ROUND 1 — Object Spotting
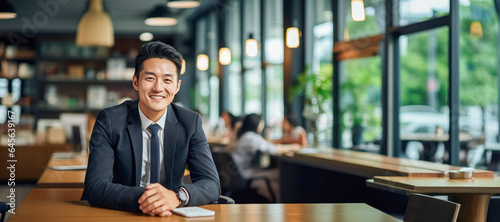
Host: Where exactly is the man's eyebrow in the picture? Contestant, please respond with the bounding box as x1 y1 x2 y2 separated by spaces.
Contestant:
143 72 175 77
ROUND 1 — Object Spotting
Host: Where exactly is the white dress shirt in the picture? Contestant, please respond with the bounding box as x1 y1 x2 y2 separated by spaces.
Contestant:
138 104 167 187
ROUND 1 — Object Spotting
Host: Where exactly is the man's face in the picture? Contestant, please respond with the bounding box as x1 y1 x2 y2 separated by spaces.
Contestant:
133 58 181 121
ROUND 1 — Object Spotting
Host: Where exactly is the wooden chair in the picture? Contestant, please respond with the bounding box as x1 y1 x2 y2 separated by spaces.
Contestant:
404 193 460 222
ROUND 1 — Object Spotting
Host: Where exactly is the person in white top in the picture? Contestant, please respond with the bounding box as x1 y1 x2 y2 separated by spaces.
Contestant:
228 114 300 202
273 114 308 148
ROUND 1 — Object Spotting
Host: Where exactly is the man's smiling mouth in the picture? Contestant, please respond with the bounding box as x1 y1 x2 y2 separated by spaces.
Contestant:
150 95 165 100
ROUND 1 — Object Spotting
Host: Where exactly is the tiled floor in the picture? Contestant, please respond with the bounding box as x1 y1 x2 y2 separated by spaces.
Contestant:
0 183 36 221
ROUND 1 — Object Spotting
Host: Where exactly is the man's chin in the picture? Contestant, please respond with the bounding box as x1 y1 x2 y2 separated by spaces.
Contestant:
150 105 169 112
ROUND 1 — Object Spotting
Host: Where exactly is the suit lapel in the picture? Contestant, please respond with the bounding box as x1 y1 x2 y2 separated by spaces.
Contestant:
163 105 179 188
126 101 143 186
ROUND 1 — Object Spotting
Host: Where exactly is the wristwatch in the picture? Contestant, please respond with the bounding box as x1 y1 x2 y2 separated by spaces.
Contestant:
176 187 188 207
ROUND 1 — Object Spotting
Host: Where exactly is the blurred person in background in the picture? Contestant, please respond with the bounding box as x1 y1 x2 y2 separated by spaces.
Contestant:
226 114 300 202
273 114 308 148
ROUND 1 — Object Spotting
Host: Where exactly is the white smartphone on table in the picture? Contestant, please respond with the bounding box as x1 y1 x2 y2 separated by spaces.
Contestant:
172 207 215 217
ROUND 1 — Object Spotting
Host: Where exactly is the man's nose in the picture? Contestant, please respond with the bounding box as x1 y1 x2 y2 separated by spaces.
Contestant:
152 79 163 91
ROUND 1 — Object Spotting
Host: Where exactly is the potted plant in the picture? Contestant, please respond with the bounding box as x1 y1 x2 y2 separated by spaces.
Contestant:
340 69 379 146
290 65 332 147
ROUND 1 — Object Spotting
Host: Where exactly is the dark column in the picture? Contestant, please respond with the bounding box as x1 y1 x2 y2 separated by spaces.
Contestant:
332 0 344 148
381 0 401 157
283 0 306 123
448 0 460 166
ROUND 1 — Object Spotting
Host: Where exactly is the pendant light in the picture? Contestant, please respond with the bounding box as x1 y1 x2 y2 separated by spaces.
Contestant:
245 34 258 57
470 21 483 38
167 0 200 8
76 0 114 47
286 27 300 48
197 54 209 71
351 0 365 22
219 47 231 65
139 32 154 42
145 4 177 26
0 0 16 19
181 59 186 74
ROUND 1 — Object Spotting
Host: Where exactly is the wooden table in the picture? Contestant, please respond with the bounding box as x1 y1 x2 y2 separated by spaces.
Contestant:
368 176 500 222
37 169 87 188
24 188 84 201
279 149 493 214
0 144 71 181
323 149 493 177
37 152 190 188
9 201 401 222
400 133 474 162
37 152 88 188
46 152 88 167
400 133 473 142
299 149 493 177
207 135 230 148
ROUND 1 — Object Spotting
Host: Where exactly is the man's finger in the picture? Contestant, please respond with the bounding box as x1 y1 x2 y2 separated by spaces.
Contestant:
141 198 162 214
146 183 161 190
158 210 173 217
138 187 159 204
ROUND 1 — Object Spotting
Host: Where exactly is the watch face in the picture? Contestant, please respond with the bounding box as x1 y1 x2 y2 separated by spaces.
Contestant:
178 190 187 201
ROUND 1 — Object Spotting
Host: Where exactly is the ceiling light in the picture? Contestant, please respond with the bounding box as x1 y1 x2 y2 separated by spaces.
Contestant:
145 4 177 26
139 32 154 41
351 0 365 22
76 0 114 47
245 34 258 57
0 0 16 19
470 21 483 38
167 0 200 9
197 54 209 71
286 27 300 48
181 59 186 74
219 47 231 65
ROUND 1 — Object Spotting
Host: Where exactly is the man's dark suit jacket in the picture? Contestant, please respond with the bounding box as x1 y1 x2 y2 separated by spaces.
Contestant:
82 100 220 212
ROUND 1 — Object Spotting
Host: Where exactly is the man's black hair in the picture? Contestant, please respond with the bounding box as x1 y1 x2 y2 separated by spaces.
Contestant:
134 41 183 79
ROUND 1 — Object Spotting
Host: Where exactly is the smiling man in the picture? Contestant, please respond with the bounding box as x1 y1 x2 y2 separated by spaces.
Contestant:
82 41 220 216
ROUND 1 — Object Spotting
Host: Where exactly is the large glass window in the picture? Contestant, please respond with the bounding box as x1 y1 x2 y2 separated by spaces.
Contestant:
399 0 449 26
226 0 242 116
305 0 333 146
243 0 262 114
345 0 385 41
399 27 449 160
338 0 385 149
459 0 498 152
208 12 220 128
264 0 284 136
195 18 209 117
342 57 382 148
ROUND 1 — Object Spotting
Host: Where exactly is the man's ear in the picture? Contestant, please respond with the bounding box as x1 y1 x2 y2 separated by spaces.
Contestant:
175 80 182 94
133 75 139 91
